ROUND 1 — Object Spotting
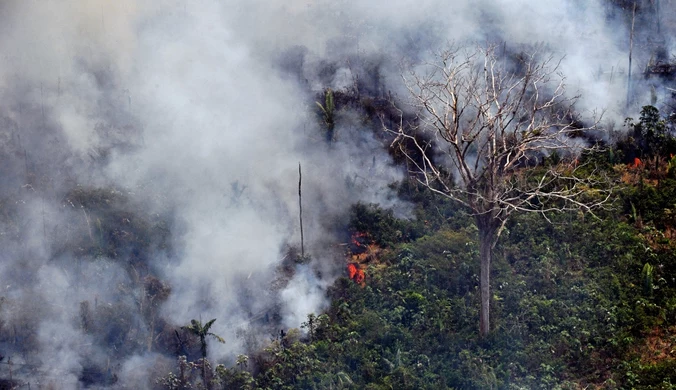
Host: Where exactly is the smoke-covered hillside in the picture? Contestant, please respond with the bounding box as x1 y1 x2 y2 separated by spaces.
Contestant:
1 0 675 388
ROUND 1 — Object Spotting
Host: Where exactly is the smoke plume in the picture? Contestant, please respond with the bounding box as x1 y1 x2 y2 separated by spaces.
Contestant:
0 0 673 387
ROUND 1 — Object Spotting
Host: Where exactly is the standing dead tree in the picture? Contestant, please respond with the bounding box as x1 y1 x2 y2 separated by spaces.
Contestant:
386 45 611 337
299 163 305 258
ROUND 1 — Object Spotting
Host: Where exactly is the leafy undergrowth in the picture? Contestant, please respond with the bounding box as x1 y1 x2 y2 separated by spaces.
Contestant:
226 176 676 389
163 150 676 389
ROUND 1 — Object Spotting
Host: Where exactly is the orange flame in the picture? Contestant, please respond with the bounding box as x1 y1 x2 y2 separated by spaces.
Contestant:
346 263 365 284
355 269 365 284
351 232 368 248
634 157 642 168
347 263 357 279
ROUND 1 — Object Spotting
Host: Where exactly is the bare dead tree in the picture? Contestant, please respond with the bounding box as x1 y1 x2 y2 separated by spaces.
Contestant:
299 162 305 258
627 1 637 111
385 45 612 337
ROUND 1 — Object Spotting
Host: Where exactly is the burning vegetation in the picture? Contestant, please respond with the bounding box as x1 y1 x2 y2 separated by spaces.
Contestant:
346 263 365 284
345 231 379 285
348 231 381 263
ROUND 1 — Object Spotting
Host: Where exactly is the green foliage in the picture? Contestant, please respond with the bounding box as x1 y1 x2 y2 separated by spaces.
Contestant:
643 263 655 295
213 356 255 390
183 318 225 359
348 202 422 247
157 356 201 390
156 165 676 390
316 88 336 141
633 106 669 156
248 177 676 389
622 105 676 160
624 178 676 230
256 330 325 390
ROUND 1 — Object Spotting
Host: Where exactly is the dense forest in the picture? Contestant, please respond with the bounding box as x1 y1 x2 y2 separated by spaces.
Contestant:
2 0 676 389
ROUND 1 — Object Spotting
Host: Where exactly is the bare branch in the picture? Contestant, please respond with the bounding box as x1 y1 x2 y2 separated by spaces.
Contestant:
384 44 612 338
385 44 611 226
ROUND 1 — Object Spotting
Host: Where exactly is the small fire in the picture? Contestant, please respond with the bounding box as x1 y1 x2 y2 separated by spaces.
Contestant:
348 231 381 264
346 263 365 285
347 263 357 279
634 157 643 168
346 231 377 286
355 269 365 284
351 231 368 248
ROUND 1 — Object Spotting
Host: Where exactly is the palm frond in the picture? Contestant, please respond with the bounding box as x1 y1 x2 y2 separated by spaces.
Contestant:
315 101 327 114
208 333 226 344
203 318 217 333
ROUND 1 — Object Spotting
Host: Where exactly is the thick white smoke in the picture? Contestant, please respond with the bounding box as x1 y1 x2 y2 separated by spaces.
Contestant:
0 0 672 387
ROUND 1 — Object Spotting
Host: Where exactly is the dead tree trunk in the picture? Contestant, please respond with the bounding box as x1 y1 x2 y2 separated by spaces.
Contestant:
479 232 492 337
627 2 636 110
298 163 304 258
476 214 498 337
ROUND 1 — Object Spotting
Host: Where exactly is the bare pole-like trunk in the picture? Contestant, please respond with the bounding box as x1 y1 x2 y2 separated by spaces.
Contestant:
627 2 636 111
655 0 661 35
298 163 304 258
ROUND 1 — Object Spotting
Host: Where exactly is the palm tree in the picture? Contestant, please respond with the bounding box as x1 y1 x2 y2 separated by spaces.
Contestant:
183 318 225 359
183 318 225 388
316 88 336 141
